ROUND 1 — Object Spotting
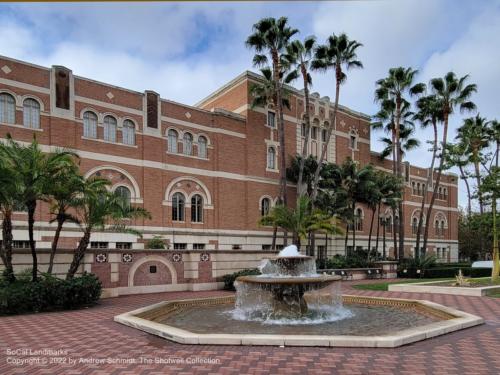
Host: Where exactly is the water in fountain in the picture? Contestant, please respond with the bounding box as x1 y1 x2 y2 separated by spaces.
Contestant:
231 245 353 325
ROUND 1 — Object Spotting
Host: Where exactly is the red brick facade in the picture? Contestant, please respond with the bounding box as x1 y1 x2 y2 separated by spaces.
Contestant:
0 56 459 265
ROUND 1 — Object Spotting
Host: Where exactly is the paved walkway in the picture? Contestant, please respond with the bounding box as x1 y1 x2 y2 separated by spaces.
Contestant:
0 280 499 374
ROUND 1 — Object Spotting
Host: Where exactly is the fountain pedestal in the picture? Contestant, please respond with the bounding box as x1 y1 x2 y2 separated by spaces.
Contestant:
235 254 341 319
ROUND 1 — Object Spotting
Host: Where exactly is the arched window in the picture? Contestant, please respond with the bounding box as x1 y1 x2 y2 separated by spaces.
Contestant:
435 220 440 236
168 129 178 153
301 123 307 137
386 215 393 234
412 217 418 234
183 132 193 155
321 129 327 143
0 93 15 124
198 136 207 158
23 98 40 129
122 119 135 145
311 126 318 140
191 194 203 223
115 186 131 207
83 111 98 138
261 198 271 216
355 208 363 231
417 183 421 196
104 115 117 143
267 147 276 170
172 192 185 221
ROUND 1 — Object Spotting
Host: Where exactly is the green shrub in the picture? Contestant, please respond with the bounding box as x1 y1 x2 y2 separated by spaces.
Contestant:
320 253 374 270
146 236 166 249
222 268 261 291
0 272 102 315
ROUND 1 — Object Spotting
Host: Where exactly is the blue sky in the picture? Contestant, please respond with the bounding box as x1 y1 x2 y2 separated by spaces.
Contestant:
1 0 499 209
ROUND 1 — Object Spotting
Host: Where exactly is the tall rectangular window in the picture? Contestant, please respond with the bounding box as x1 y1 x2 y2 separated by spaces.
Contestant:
267 111 275 128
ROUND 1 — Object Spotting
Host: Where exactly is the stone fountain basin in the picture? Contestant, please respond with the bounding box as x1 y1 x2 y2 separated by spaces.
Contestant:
114 295 484 347
237 275 341 284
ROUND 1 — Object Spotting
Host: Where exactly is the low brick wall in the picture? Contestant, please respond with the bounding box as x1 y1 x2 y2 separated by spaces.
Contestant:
2 248 277 298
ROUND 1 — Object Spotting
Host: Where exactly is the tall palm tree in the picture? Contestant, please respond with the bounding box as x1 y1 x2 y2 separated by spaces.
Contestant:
0 136 76 281
250 66 292 250
259 196 341 251
374 67 425 259
413 95 443 253
66 178 151 279
246 17 298 207
444 142 473 215
46 166 84 274
373 172 402 258
456 115 491 214
0 162 19 282
422 72 476 253
284 36 316 197
310 33 363 202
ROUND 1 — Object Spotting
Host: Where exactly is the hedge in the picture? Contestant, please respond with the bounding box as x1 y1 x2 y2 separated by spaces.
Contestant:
222 268 261 291
0 272 102 315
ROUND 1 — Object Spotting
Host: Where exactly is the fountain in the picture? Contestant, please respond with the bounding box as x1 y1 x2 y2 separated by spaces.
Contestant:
115 244 484 347
233 245 343 321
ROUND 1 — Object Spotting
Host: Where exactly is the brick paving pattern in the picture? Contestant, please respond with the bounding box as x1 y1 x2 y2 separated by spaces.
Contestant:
0 280 499 374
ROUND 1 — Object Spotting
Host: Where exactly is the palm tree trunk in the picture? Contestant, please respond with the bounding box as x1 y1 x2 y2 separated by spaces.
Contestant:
382 217 387 260
392 209 398 259
67 229 91 279
474 158 484 214
312 69 341 202
375 203 381 256
27 200 38 282
367 207 376 260
48 215 65 274
1 210 15 282
297 68 311 197
458 165 472 216
352 207 356 252
395 98 405 260
423 112 449 253
416 122 438 256
492 196 499 282
344 224 349 256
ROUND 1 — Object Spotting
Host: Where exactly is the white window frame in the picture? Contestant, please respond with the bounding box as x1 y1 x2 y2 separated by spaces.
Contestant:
83 111 98 139
104 115 117 143
122 119 135 145
23 98 40 129
0 93 15 124
168 129 178 153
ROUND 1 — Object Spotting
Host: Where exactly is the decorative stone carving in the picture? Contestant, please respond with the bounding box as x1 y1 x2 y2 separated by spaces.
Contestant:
96 253 108 263
172 253 182 263
1 65 11 74
200 252 210 262
122 253 133 263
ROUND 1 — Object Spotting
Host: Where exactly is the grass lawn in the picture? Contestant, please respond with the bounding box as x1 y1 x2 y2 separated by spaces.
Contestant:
352 277 500 293
352 278 454 291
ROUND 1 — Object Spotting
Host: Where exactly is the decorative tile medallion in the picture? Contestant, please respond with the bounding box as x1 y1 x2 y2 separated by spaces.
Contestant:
122 253 133 263
200 252 210 262
96 253 108 263
106 92 114 99
172 253 182 262
1 65 12 74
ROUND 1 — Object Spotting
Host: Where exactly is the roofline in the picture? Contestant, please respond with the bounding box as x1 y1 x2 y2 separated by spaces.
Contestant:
195 70 372 121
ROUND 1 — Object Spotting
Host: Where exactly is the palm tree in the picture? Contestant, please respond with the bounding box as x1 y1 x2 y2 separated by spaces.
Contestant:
0 136 76 281
284 36 316 197
259 196 341 251
422 72 476 253
413 95 443 253
246 17 298 207
378 123 421 160
373 172 402 258
310 33 363 202
374 67 425 259
250 66 292 250
46 166 84 274
445 142 473 215
66 178 151 279
456 115 491 214
0 162 19 282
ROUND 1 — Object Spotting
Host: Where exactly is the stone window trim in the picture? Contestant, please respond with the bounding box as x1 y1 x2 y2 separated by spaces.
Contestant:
163 176 213 208
84 165 142 202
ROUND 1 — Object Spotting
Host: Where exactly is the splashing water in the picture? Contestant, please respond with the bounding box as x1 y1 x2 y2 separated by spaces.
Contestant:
278 244 305 257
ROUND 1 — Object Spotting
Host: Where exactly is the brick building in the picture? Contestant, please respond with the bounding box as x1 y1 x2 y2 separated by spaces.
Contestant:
0 55 459 293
